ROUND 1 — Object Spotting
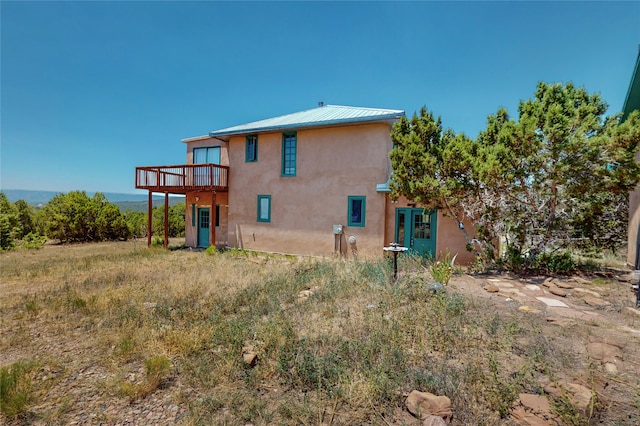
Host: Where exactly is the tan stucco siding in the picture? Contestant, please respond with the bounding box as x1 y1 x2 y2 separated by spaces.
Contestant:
629 144 640 267
184 192 229 248
186 137 229 166
383 196 476 265
226 124 393 257
629 187 639 267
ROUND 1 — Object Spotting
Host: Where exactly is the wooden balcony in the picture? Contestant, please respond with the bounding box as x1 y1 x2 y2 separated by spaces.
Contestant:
135 164 229 194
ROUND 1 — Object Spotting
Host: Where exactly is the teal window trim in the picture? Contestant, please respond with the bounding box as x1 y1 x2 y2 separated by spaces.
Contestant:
246 135 258 162
191 204 196 226
257 195 271 223
348 196 366 227
281 132 297 176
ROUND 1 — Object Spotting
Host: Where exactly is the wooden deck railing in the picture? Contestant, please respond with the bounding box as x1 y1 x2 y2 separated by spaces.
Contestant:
135 164 229 193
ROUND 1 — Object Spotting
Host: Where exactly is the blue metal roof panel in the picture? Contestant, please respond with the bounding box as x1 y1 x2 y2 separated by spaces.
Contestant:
209 105 405 137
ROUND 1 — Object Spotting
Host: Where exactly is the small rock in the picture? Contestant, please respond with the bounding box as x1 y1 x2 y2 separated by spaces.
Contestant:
484 285 499 294
422 415 447 426
405 390 452 422
519 305 542 314
603 362 618 374
548 288 567 297
429 282 445 293
242 344 258 367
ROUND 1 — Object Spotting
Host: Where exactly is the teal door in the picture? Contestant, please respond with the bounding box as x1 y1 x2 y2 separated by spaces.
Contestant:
395 208 437 257
198 208 210 248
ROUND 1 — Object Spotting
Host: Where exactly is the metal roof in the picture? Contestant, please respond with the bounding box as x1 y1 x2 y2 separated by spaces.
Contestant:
622 46 640 121
208 104 405 138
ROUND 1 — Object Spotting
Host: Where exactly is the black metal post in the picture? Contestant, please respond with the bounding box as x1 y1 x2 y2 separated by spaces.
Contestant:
393 250 398 280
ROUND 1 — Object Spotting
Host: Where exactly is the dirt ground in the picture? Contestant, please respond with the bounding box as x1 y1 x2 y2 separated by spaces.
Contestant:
1 243 639 425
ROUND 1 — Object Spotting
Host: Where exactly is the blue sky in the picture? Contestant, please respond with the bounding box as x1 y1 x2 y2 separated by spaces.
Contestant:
1 1 639 194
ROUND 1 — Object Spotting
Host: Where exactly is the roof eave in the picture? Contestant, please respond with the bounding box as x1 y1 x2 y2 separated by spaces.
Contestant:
208 113 405 138
622 47 640 120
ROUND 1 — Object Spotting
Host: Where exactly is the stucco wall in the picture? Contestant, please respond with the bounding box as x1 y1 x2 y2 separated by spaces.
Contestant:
629 187 639 268
184 192 229 248
226 123 393 257
383 196 477 265
629 146 640 268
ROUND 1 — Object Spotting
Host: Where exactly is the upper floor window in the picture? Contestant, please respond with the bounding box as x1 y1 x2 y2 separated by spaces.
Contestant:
194 146 220 164
282 132 297 176
246 135 258 162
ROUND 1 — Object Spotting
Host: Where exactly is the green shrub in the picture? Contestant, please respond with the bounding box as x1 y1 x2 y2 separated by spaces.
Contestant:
20 232 47 249
0 361 35 417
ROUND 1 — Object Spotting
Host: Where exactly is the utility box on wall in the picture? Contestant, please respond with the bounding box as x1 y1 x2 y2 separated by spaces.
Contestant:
333 224 343 235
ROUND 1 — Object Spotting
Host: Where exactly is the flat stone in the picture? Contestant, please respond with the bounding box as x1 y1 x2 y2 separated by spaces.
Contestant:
587 342 622 364
524 284 542 291
544 382 593 417
547 306 601 321
570 276 591 285
510 406 551 426
484 284 499 293
573 287 601 298
519 393 551 413
582 296 611 308
622 307 640 318
548 288 567 297
554 281 574 289
536 297 568 307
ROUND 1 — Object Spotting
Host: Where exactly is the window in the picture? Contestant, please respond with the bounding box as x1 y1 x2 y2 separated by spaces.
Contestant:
246 135 258 162
348 196 366 227
193 146 220 164
215 204 220 227
282 132 297 176
257 195 271 223
191 204 196 226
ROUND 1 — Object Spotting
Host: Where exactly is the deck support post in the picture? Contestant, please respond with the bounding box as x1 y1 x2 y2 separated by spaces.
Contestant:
210 192 216 249
147 191 153 247
164 192 169 249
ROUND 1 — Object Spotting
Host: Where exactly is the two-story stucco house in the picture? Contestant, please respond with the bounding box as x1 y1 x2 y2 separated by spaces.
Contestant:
623 47 640 269
135 104 474 263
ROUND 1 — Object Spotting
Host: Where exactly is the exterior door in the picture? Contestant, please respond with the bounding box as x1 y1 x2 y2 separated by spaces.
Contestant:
395 208 437 257
197 208 210 248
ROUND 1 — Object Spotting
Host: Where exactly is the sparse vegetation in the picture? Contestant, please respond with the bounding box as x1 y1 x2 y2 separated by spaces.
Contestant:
0 241 638 424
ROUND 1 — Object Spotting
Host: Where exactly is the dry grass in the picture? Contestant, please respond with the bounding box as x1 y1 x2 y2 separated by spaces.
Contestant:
1 241 639 425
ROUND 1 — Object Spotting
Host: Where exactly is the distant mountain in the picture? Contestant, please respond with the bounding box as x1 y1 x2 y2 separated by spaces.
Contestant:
1 189 184 207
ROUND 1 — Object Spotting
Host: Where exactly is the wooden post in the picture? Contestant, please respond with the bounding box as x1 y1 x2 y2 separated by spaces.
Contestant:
147 191 152 247
164 192 169 249
210 192 216 249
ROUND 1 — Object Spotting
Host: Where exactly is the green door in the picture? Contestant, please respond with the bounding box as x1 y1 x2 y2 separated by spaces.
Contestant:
395 208 437 257
198 208 210 248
